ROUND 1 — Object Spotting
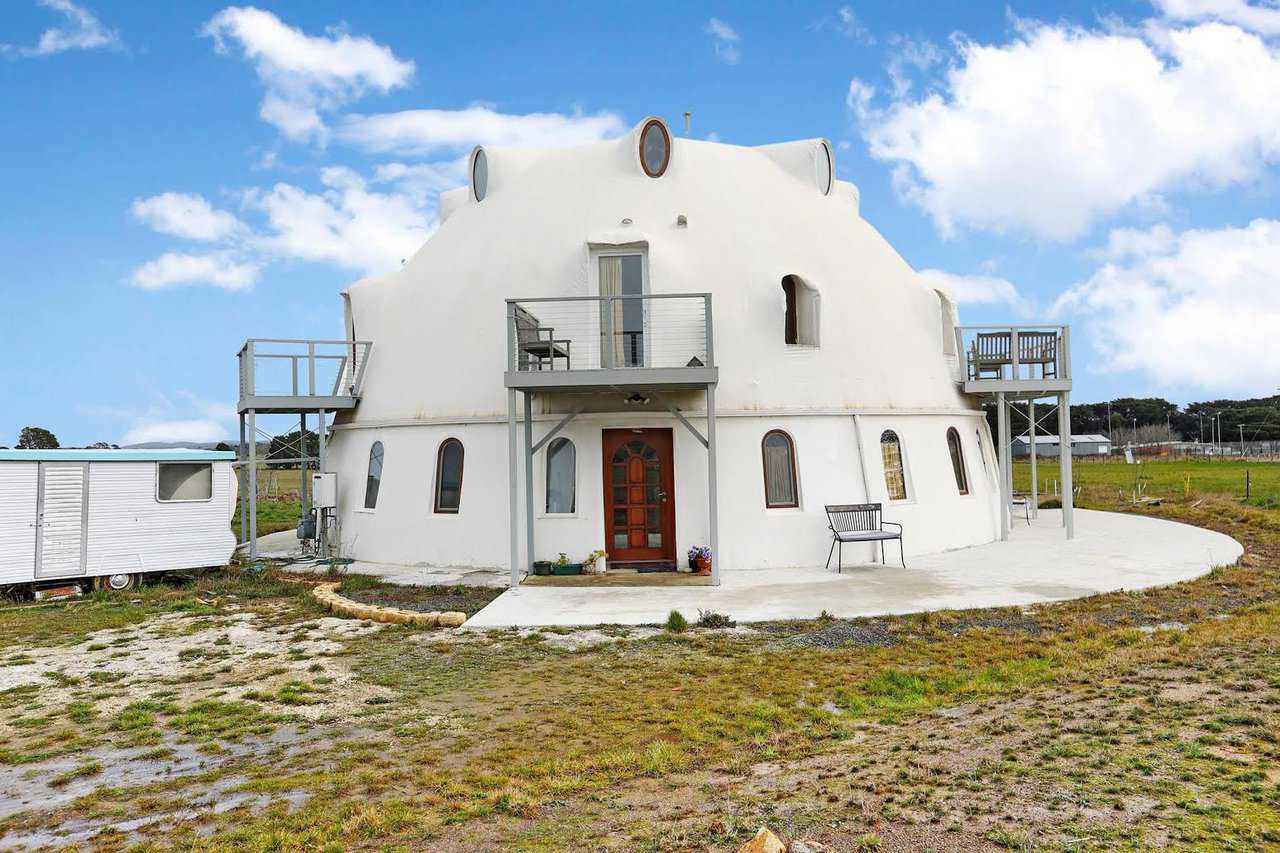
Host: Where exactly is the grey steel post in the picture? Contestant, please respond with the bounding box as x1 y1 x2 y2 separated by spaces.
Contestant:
317 409 327 557
299 412 309 527
703 294 714 367
248 409 258 560
238 413 246 547
997 393 1009 542
707 384 720 586
307 341 316 395
1058 392 1075 539
523 392 535 574
507 388 520 587
1028 399 1038 519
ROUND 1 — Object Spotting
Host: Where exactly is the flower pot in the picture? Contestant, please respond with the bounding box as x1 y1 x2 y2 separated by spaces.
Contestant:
593 555 608 574
695 557 712 576
551 562 583 575
532 561 553 576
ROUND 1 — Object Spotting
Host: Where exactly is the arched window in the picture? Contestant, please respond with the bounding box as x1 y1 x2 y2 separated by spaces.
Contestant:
976 429 988 472
781 275 819 346
639 119 671 177
761 430 799 508
471 147 488 202
364 441 384 510
936 290 957 356
947 427 969 495
880 430 907 501
433 439 464 513
545 437 576 514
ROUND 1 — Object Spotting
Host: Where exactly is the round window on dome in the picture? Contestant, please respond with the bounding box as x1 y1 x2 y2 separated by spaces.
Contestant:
817 141 833 196
639 120 671 178
471 147 488 201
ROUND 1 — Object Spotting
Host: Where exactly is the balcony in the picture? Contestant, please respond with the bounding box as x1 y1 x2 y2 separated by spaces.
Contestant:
504 294 717 392
237 338 372 414
956 325 1071 396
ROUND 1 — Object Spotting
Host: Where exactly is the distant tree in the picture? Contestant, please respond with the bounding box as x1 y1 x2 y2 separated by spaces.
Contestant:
214 441 234 452
267 429 318 469
87 441 112 449
17 426 59 449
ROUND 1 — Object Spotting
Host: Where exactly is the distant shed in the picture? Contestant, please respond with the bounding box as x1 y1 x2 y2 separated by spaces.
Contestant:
0 449 236 590
1011 434 1111 459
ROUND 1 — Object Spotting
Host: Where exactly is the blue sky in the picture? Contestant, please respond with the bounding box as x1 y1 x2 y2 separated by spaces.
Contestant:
4 0 1280 446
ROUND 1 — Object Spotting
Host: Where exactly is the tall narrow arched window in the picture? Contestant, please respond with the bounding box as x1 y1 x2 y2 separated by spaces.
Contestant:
947 427 969 495
433 439 464 514
364 441 384 509
761 430 799 508
545 437 576 514
781 275 819 346
880 430 907 501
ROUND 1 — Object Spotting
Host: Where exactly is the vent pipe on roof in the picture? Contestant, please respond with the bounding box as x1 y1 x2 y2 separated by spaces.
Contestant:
683 111 691 135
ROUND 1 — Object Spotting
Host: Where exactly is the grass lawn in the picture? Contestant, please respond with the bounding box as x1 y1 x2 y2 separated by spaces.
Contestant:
1 493 1279 849
1016 458 1280 506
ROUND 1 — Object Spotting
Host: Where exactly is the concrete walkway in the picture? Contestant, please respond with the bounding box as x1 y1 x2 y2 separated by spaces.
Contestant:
465 510 1243 628
248 531 507 588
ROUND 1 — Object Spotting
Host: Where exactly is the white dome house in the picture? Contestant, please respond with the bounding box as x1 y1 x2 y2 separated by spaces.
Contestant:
238 117 1076 585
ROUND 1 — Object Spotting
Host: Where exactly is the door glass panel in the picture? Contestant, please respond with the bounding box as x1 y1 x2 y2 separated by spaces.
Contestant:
647 533 662 547
614 533 628 548
613 486 627 503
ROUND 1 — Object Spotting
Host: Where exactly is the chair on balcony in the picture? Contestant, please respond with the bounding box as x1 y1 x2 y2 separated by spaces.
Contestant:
514 305 571 371
1017 331 1058 379
969 332 1011 380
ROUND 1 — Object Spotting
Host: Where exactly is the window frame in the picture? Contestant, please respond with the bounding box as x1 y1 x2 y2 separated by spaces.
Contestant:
761 429 800 509
543 436 577 516
433 438 465 514
155 462 214 504
947 427 970 495
818 140 834 195
592 247 651 368
470 146 488 202
638 119 671 178
780 274 820 348
879 429 909 502
361 441 384 511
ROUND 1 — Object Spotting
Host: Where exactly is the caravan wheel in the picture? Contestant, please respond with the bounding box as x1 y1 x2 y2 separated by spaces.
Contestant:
96 574 138 592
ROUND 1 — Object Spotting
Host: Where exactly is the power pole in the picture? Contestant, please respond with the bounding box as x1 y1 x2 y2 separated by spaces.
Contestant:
1240 424 1245 457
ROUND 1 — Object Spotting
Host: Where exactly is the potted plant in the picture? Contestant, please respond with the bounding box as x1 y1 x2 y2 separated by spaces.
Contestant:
585 549 608 575
532 560 553 576
688 545 712 576
551 552 583 575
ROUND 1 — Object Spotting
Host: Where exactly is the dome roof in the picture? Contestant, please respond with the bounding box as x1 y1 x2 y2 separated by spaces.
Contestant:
343 118 969 422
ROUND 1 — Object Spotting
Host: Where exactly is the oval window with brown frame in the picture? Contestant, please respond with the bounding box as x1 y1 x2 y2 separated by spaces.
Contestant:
639 119 671 178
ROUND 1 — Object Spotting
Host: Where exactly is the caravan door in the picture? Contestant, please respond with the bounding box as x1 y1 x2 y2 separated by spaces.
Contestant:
0 463 38 583
35 462 88 579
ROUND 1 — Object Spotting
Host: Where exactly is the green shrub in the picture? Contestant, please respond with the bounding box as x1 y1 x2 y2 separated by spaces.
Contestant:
695 610 735 629
664 610 688 633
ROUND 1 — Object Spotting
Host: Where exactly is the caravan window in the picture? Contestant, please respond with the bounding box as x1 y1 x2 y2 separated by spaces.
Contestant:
157 463 213 502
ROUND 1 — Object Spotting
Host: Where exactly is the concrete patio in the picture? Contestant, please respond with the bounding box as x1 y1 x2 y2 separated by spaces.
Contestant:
464 509 1243 627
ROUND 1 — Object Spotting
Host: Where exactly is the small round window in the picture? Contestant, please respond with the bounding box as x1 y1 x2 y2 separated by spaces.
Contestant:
472 147 488 202
639 120 670 178
817 141 833 195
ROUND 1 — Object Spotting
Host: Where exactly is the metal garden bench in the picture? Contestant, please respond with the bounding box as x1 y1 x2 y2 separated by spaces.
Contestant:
513 305 571 371
824 503 904 572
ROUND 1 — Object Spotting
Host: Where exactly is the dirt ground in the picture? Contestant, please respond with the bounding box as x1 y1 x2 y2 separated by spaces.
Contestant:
1 493 1278 850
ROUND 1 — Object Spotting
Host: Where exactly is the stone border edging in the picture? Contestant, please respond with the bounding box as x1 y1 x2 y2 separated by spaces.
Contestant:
313 581 467 628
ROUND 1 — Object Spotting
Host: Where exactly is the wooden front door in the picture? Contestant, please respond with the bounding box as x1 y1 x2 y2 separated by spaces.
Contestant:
602 428 676 566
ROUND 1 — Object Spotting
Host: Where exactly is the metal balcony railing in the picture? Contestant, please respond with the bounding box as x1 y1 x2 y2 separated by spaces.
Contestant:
505 294 713 374
237 339 372 408
957 325 1070 383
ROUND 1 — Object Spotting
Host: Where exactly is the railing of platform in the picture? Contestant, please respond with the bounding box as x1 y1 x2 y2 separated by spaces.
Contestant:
238 338 373 400
957 325 1070 382
505 294 713 374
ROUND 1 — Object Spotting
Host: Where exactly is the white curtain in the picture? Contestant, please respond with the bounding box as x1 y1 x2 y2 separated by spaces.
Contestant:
598 256 625 366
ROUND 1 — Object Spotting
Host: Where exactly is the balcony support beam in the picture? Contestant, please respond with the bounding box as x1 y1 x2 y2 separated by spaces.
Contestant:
507 388 520 588
707 383 720 587
531 405 585 455
653 392 708 448
523 392 535 581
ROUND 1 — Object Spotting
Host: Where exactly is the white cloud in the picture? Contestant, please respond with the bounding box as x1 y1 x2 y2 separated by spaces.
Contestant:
336 106 627 156
3 0 121 57
131 252 260 291
89 392 236 446
243 167 433 274
1155 0 1280 35
706 17 742 64
918 268 1030 313
201 6 414 141
853 19 1280 241
885 35 942 98
131 192 245 242
122 419 229 446
1056 219 1280 394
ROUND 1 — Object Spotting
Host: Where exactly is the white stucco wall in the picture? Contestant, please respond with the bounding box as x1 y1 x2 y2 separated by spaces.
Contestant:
327 411 998 570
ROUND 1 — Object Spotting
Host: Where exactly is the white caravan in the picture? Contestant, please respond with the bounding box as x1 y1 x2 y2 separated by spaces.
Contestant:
0 449 237 591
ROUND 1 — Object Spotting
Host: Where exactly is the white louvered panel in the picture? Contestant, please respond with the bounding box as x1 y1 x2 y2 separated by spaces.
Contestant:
38 464 86 577
0 463 38 584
